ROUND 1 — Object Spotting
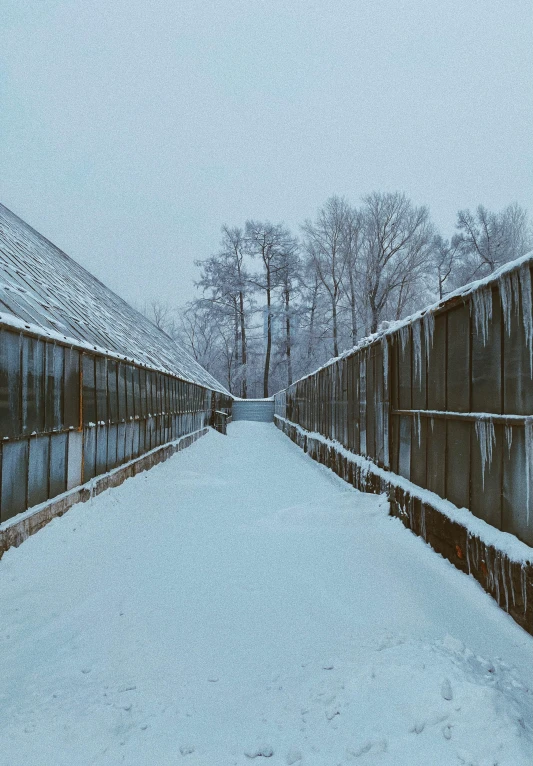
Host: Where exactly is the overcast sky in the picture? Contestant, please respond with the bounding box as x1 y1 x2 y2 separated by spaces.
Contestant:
1 0 532 309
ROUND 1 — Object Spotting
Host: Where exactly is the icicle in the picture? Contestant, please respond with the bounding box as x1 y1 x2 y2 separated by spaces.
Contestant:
509 559 515 607
493 552 501 605
411 319 423 386
470 286 493 346
420 504 427 541
501 555 509 612
499 273 516 337
521 564 528 615
505 424 513 456
466 535 471 574
422 311 435 371
519 264 533 376
381 337 389 392
399 324 410 352
511 270 521 312
416 411 421 447
525 417 533 525
475 418 496 489
430 417 435 432
470 538 478 571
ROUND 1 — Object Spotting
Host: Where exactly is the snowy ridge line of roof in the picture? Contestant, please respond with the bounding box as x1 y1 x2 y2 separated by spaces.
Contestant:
280 250 533 392
275 415 533 564
0 203 230 395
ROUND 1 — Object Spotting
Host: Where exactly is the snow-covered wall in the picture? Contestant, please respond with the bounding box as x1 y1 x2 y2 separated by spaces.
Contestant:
0 203 232 525
274 253 533 548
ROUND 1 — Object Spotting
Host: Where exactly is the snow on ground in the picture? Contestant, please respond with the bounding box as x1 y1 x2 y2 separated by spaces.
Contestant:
0 422 531 765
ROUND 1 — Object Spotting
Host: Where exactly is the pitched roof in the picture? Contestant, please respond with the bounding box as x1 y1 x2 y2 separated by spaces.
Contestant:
0 203 229 394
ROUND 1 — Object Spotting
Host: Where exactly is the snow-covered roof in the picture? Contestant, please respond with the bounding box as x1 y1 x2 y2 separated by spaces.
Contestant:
0 203 230 395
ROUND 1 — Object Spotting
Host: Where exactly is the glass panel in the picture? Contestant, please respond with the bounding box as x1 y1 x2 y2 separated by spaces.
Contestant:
125 365 134 420
472 286 501 413
1 440 28 520
0 330 21 438
83 427 96 482
106 423 118 470
22 336 45 435
95 357 108 424
116 422 126 465
96 424 107 474
49 432 67 497
67 430 83 490
446 420 471 509
133 367 141 418
139 368 147 417
447 305 470 413
118 363 127 422
82 355 96 426
108 360 118 423
64 347 80 429
28 435 49 507
45 344 64 431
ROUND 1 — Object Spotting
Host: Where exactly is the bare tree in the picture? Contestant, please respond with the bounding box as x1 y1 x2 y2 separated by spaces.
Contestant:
302 196 353 357
177 302 220 369
277 243 302 387
142 300 178 337
246 220 297 397
359 192 435 332
339 206 363 344
432 235 460 299
451 203 533 287
196 226 252 397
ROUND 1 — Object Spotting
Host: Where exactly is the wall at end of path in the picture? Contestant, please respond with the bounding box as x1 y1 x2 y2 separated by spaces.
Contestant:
232 400 275 422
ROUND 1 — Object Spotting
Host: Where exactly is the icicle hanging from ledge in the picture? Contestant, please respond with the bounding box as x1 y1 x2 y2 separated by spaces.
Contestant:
470 287 493 346
381 336 389 392
499 271 519 335
399 324 410 353
526 417 533 525
498 264 533 375
422 311 435 367
475 418 496 489
505 424 513 456
519 264 533 376
412 319 423 386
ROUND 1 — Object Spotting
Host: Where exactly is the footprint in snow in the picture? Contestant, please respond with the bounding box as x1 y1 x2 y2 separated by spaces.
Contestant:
347 739 387 758
244 744 274 758
441 678 453 700
180 744 195 756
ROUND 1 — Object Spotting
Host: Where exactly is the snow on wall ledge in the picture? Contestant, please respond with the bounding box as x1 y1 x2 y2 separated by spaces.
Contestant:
275 415 533 635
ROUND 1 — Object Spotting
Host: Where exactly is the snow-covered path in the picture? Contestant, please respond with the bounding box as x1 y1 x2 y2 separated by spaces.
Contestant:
0 422 531 765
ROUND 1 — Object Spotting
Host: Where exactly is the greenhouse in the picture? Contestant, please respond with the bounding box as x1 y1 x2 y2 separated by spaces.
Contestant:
0 203 232 523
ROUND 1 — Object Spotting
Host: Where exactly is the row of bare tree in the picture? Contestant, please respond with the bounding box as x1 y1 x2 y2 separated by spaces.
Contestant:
145 193 532 398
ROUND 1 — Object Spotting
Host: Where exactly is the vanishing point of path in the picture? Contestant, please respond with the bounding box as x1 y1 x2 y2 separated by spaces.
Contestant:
0 422 531 765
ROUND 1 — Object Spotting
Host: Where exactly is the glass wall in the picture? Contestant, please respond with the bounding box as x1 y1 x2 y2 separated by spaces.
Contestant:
0 332 231 523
